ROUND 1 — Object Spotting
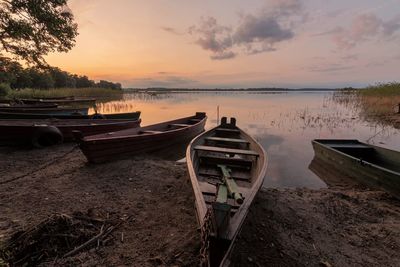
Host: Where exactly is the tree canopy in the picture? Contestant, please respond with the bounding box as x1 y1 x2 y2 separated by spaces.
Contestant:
0 0 78 66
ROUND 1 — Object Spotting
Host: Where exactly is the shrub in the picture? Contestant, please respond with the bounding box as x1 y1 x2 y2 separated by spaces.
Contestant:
0 83 11 97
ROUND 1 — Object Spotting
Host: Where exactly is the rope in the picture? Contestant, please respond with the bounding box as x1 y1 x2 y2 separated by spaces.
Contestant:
0 145 79 185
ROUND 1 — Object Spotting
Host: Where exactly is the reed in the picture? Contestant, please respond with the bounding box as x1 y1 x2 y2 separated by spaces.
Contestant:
358 82 400 116
6 87 123 99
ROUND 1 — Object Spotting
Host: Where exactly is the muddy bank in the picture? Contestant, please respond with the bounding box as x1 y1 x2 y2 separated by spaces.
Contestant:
0 144 399 266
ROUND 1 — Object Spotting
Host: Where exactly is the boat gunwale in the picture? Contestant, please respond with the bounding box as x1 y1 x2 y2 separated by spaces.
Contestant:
312 139 400 176
82 114 207 142
0 119 141 128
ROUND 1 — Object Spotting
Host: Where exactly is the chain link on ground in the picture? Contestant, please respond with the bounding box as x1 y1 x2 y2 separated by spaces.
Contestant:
200 208 212 267
0 145 79 185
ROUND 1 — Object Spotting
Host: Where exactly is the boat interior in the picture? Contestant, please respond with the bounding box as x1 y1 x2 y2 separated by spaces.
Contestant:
84 112 206 140
316 139 400 173
192 117 264 236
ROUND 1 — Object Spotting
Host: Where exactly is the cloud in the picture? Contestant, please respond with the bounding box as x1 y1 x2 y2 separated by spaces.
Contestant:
126 76 198 88
308 63 354 73
341 54 358 61
233 14 294 54
188 17 235 60
161 27 183 35
321 13 400 49
188 0 304 60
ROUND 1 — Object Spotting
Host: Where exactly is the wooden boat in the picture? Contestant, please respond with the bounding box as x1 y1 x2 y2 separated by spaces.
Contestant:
21 97 96 105
0 119 141 147
0 103 58 108
75 112 207 163
186 117 267 267
312 139 400 198
0 111 141 120
0 107 88 115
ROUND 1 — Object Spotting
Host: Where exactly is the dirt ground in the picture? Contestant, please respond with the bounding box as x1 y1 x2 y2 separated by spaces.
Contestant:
0 144 400 266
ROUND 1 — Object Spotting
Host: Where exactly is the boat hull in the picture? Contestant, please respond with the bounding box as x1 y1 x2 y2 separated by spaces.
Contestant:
21 98 96 105
0 107 89 115
77 113 207 163
312 139 400 198
186 117 267 267
0 119 141 146
0 111 141 120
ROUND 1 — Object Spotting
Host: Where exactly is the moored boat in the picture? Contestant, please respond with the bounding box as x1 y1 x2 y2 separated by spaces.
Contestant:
20 97 96 105
186 117 267 267
0 119 141 147
312 139 400 198
0 107 89 115
0 103 58 108
75 112 207 163
0 111 141 120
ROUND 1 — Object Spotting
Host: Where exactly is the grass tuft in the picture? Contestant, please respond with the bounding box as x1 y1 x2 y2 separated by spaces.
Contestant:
6 87 123 99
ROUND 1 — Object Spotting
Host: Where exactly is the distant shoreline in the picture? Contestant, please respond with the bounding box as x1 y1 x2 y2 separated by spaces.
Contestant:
124 87 339 92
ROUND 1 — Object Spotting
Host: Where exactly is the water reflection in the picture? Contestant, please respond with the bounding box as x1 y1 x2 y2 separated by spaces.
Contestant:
90 92 399 189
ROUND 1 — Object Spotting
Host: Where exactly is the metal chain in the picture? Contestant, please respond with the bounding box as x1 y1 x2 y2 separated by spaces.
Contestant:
200 208 213 267
0 145 79 185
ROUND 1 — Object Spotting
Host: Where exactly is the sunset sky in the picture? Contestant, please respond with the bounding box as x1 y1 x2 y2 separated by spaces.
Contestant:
46 0 400 88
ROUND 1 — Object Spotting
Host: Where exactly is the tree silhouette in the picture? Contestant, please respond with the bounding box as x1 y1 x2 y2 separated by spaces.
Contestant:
0 0 78 66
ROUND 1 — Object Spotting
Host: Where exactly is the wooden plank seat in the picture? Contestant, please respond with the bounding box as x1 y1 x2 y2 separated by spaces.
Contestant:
199 155 253 168
169 123 191 128
141 130 163 134
205 136 249 144
198 167 251 181
194 145 259 157
216 128 240 134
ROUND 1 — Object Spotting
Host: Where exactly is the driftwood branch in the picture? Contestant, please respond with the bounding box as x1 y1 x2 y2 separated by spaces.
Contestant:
63 220 125 258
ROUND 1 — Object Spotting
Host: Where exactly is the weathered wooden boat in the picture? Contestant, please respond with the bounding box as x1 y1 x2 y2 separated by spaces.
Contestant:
21 97 96 105
0 107 88 115
0 111 141 120
312 139 400 198
0 119 141 147
75 112 207 163
186 117 267 267
0 103 58 108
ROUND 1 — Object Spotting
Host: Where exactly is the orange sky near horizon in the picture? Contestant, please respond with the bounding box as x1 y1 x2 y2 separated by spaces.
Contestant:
45 0 400 88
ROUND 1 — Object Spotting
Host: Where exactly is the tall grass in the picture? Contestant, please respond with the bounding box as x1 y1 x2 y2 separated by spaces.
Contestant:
6 87 123 99
334 82 400 127
358 82 400 116
360 82 400 97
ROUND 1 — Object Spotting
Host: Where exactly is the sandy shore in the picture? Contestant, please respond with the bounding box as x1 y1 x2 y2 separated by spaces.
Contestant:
0 144 399 266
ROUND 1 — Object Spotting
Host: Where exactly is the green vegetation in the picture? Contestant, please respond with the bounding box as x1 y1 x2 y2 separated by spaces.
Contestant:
0 83 11 97
360 82 400 97
0 0 77 66
7 87 123 99
335 82 400 127
0 58 122 90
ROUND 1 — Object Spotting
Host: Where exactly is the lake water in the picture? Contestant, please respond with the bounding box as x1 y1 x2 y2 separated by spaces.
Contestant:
91 92 400 189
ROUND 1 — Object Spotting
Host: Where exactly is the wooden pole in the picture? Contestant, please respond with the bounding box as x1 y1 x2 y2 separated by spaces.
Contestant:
217 105 220 125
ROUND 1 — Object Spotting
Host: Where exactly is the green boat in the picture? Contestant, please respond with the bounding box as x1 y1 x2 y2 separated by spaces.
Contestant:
312 139 400 198
0 111 141 120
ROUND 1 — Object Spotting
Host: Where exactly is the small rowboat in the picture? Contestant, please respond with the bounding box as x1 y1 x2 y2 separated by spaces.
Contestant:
186 117 267 267
0 103 58 108
20 97 96 105
0 119 141 147
312 139 400 198
0 107 88 115
75 112 207 163
0 111 141 120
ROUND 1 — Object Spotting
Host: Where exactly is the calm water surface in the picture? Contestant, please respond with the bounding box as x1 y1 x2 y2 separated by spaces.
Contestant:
92 92 400 189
